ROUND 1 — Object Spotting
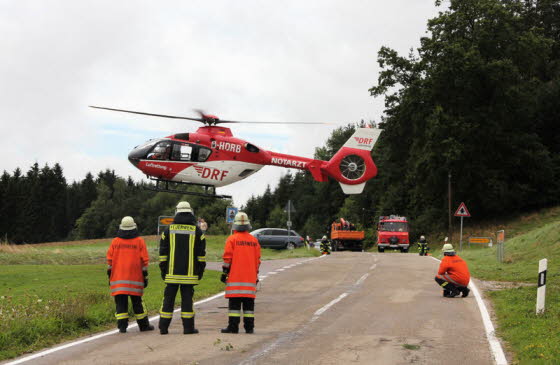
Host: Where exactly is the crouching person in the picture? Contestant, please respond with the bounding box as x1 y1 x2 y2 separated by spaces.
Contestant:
434 243 470 298
107 216 154 333
221 212 261 334
158 201 206 335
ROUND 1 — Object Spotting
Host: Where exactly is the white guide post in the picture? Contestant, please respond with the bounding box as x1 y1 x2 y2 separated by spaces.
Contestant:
536 258 547 315
459 216 464 251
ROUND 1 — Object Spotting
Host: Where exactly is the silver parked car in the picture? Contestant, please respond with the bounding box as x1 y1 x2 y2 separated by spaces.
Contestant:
250 228 304 249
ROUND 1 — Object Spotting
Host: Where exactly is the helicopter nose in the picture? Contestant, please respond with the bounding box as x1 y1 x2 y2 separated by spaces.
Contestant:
128 149 141 167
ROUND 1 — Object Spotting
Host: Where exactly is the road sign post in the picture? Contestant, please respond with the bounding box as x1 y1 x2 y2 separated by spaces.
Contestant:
537 258 547 314
284 200 296 245
158 216 174 235
468 237 493 248
454 202 470 251
226 207 238 234
496 230 505 263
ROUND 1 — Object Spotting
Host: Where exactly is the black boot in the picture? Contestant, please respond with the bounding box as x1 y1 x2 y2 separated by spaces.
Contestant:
444 287 460 297
117 319 128 333
221 316 239 333
159 317 171 335
182 318 199 334
460 287 470 297
137 317 155 332
244 317 254 334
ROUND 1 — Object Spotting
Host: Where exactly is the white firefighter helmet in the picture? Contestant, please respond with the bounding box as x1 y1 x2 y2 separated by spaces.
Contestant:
176 201 193 214
420 235 426 241
442 243 455 253
322 235 327 240
119 216 137 231
232 212 251 231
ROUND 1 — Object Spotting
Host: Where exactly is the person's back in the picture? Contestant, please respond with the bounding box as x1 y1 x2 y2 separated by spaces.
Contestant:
224 231 261 294
438 254 470 287
109 234 147 294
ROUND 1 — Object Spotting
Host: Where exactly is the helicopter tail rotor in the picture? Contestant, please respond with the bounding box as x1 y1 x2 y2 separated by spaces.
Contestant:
321 128 382 194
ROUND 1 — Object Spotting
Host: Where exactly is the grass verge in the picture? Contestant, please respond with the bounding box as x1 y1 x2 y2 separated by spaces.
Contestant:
0 235 319 265
0 265 223 361
457 218 560 363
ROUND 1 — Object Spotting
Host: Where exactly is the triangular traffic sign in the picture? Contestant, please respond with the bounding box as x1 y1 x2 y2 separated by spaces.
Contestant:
454 202 471 217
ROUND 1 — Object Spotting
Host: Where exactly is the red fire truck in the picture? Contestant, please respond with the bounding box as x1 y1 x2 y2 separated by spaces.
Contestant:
376 215 410 253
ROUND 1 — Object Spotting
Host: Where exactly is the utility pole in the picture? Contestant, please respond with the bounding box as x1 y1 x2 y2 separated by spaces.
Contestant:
448 172 452 242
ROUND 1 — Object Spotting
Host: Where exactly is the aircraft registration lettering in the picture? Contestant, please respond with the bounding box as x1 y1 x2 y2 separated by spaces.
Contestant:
216 142 242 153
271 157 306 168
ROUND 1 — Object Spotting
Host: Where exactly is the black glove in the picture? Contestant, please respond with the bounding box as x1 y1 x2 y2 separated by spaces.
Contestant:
144 277 149 288
159 262 168 280
198 272 204 280
107 268 111 278
220 273 228 283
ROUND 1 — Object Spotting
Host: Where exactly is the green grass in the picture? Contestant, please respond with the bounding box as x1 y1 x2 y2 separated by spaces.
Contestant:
455 215 560 364
0 264 223 361
0 235 318 265
0 234 318 360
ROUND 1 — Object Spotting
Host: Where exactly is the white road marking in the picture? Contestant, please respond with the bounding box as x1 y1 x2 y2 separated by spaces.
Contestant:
239 257 375 365
313 293 349 318
430 256 507 365
277 268 285 271
269 272 278 275
355 273 369 286
5 257 318 365
369 263 377 270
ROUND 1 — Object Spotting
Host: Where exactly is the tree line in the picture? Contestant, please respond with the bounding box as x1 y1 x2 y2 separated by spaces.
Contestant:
0 164 230 244
3 0 559 244
244 0 560 239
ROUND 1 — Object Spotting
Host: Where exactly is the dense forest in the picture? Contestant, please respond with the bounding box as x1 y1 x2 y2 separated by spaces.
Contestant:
245 0 560 238
2 0 559 244
0 164 231 244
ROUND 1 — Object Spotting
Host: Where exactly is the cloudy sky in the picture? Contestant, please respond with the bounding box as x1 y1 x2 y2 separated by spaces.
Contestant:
0 0 442 207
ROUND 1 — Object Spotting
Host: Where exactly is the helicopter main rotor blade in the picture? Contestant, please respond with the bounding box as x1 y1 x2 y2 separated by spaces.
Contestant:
216 120 332 125
90 105 334 125
89 106 205 122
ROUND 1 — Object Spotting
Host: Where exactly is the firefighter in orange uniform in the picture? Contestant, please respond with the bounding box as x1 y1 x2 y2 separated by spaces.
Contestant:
106 216 154 333
221 212 261 334
434 243 471 297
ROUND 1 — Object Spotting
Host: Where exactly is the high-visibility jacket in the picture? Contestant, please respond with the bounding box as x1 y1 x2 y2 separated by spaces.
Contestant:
437 254 470 287
223 231 261 298
107 231 149 296
159 213 206 285
320 239 330 253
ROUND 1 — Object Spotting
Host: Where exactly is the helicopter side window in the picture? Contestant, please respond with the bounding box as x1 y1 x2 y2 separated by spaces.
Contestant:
197 147 211 162
147 141 171 160
171 143 193 161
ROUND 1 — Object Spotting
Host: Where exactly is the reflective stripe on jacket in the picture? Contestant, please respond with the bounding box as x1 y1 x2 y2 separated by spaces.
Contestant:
437 254 470 287
223 231 261 298
107 236 149 296
159 213 206 285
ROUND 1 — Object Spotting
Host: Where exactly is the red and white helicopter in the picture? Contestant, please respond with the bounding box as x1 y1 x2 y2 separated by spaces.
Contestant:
91 106 382 199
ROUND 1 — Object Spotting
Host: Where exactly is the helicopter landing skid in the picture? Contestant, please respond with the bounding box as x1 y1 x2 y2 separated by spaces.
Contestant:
145 178 232 199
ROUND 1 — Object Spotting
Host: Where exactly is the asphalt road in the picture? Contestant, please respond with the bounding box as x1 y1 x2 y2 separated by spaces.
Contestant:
8 253 495 365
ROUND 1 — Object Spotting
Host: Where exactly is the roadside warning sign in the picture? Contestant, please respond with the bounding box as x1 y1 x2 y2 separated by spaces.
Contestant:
454 202 471 217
